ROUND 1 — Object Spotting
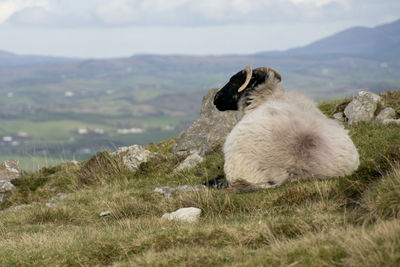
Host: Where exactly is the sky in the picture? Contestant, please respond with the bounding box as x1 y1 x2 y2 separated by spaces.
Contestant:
0 0 399 58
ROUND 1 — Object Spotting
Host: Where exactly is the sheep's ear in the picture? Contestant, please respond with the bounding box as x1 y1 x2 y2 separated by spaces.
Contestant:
252 69 269 85
254 67 282 82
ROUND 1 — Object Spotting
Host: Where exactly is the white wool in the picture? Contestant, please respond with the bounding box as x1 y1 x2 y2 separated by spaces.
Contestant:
223 72 359 191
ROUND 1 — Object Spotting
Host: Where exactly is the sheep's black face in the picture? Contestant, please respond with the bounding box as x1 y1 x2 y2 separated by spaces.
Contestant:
214 69 268 111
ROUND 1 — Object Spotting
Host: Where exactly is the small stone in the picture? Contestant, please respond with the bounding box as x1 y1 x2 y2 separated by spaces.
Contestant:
0 204 31 214
154 184 206 198
100 210 111 217
332 112 345 122
154 186 175 198
382 119 400 125
0 181 15 193
0 180 16 203
375 107 396 123
112 145 159 172
161 207 202 223
0 160 22 181
174 153 204 172
50 193 68 201
344 91 381 125
45 202 65 207
175 184 206 192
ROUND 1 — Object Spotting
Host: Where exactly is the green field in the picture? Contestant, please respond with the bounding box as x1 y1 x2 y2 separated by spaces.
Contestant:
1 53 400 172
0 112 197 171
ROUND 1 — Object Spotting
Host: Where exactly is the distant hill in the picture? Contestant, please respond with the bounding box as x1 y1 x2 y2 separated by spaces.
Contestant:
258 19 400 61
0 49 79 68
1 19 399 167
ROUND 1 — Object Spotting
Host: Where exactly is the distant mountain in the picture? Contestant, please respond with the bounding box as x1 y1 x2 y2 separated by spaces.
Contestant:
0 49 80 68
258 19 400 61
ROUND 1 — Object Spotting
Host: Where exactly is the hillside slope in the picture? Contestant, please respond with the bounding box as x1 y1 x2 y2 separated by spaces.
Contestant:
0 93 400 266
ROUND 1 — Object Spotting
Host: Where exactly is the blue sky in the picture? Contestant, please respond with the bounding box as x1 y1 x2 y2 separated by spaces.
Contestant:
0 0 398 58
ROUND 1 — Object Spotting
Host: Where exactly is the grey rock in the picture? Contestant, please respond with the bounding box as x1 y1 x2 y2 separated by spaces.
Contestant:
50 193 68 201
382 119 400 125
344 91 381 125
0 180 16 203
112 145 159 171
174 153 204 172
154 184 205 198
0 180 15 193
161 207 202 223
173 88 242 156
0 204 31 213
375 107 396 123
45 202 65 207
332 112 345 122
154 186 175 198
0 160 22 181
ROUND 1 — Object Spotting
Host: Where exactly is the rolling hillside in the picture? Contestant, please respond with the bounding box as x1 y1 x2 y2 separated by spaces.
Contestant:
0 19 399 170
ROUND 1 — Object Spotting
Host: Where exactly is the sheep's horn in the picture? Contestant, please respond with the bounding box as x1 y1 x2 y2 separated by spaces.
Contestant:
254 67 282 82
237 66 253 93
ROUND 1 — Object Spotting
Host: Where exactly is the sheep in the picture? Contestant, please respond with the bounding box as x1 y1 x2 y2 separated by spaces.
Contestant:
213 66 360 192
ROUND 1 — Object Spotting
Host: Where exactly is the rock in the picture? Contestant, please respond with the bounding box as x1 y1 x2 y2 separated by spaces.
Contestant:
332 112 345 122
45 202 65 207
112 145 159 171
0 160 22 181
0 204 31 214
154 184 205 198
382 119 400 125
0 180 16 203
161 207 202 223
100 210 111 217
154 186 175 198
174 153 204 172
45 193 69 207
344 91 381 125
173 88 242 156
50 193 68 201
375 107 396 123
0 180 15 193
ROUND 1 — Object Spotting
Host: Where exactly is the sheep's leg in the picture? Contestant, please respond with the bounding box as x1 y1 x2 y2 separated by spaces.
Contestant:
203 175 229 189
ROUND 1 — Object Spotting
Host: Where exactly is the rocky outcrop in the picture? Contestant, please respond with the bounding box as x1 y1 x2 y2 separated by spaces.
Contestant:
173 88 242 156
174 152 204 172
0 160 21 181
0 160 21 204
112 145 159 172
161 207 202 223
344 91 381 125
375 107 396 123
0 180 15 202
333 112 345 123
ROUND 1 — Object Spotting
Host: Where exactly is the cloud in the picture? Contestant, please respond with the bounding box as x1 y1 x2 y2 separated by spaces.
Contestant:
8 7 53 25
93 0 343 26
290 0 348 7
0 0 398 27
0 0 49 23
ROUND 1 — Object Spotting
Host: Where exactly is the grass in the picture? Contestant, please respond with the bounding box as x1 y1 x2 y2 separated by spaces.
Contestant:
0 155 76 173
0 94 400 266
